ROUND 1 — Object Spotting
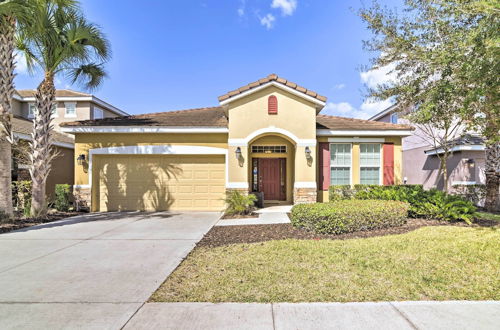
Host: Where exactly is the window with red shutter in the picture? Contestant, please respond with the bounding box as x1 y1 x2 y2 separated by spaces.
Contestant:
268 95 277 114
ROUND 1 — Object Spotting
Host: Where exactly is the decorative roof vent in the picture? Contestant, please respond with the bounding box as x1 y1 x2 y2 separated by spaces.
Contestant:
268 95 278 114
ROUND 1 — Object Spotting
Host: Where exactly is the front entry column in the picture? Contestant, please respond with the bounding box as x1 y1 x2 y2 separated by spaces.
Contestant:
293 145 317 204
226 145 249 194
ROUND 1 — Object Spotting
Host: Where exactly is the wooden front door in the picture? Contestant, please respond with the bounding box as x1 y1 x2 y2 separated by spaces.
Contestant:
258 158 285 200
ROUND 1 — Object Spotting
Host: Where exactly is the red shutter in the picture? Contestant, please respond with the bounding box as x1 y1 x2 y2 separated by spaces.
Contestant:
268 95 278 114
319 142 330 190
383 143 395 185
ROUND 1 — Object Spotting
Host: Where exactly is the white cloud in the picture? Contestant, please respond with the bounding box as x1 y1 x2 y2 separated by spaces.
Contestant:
237 0 245 17
333 83 345 90
15 51 28 75
322 98 393 120
271 0 297 16
260 13 276 29
360 63 397 89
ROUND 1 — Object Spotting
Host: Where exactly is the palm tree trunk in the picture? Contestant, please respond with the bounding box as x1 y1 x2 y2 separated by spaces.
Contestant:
0 16 16 217
30 72 56 218
484 142 500 211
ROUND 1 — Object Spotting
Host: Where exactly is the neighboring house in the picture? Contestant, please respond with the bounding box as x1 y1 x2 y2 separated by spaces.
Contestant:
61 74 413 212
11 89 128 198
369 104 486 191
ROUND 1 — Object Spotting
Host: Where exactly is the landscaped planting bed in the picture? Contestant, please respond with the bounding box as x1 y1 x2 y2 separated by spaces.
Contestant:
0 211 84 234
151 225 500 302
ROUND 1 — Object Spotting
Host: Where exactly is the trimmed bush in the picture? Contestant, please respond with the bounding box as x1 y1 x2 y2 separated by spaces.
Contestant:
327 184 476 223
290 200 409 235
329 185 356 201
224 190 257 216
54 184 72 212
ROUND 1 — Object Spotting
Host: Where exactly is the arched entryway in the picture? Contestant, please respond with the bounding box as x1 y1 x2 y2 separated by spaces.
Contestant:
248 134 295 204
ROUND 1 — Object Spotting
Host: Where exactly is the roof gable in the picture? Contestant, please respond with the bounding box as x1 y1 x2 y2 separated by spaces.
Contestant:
218 74 327 107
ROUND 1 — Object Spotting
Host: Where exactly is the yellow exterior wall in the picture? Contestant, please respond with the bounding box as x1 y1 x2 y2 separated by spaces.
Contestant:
74 133 228 185
226 85 318 186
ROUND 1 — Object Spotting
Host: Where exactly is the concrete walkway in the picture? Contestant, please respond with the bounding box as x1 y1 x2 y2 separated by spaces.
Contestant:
125 301 500 330
0 211 220 330
216 205 292 226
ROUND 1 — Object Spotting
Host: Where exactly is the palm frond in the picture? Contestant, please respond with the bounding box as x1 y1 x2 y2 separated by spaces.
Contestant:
66 63 107 91
14 0 111 91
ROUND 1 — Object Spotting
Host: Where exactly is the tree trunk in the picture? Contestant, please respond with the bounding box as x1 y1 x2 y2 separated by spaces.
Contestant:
30 72 56 218
484 142 500 211
0 16 16 217
437 153 449 193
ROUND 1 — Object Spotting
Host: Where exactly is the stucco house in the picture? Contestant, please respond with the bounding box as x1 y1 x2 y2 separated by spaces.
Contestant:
370 104 486 191
61 74 413 212
11 89 127 197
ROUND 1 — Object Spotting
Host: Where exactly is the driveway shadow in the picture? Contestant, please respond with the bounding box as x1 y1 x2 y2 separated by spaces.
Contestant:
3 211 181 234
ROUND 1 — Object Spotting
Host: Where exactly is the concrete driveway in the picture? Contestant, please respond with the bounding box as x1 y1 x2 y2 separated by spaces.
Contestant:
0 211 220 329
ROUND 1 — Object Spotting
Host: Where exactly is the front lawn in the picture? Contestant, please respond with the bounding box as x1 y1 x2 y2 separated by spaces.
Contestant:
151 226 500 302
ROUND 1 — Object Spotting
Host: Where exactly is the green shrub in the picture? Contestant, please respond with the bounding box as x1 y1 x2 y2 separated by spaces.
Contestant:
329 185 356 201
12 181 32 217
452 184 486 207
224 190 257 216
290 200 409 235
344 184 476 223
54 184 72 212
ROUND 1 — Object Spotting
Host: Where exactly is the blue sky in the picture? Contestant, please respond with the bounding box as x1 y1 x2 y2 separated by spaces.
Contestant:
15 0 402 119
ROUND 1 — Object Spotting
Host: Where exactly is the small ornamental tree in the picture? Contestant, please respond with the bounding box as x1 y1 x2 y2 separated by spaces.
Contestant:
359 0 499 210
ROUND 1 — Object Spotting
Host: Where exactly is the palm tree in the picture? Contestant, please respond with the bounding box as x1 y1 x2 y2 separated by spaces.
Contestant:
16 0 110 217
0 0 32 217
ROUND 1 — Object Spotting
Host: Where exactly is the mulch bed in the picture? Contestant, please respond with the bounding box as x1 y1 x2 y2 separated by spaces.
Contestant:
220 213 259 220
198 218 498 248
0 211 85 234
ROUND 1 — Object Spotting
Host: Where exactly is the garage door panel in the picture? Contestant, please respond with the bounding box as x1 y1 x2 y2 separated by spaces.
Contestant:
94 154 226 211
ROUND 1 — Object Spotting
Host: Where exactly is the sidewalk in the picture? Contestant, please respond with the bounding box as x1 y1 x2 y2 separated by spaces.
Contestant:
124 301 500 330
216 205 292 226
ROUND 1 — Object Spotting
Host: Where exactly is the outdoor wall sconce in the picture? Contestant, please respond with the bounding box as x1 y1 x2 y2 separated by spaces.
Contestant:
77 154 86 166
305 146 312 159
235 147 242 159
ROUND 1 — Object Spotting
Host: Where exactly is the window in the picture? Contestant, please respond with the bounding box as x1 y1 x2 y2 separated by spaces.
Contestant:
360 144 381 185
330 144 351 185
251 145 286 154
28 103 57 118
390 113 398 124
64 102 77 118
268 95 277 114
28 103 36 119
51 104 58 118
93 107 104 119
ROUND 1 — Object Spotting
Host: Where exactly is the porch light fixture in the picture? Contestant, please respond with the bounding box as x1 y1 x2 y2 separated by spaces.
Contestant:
305 146 312 159
235 147 242 159
77 154 86 166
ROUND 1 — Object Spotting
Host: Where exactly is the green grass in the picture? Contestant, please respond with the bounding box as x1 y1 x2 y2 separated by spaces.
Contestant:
476 211 500 222
151 226 500 302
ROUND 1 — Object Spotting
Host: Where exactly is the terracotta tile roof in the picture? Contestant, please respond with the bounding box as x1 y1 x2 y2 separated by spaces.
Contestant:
218 74 327 103
60 106 412 132
60 107 228 127
12 116 74 145
316 114 414 131
16 89 91 98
